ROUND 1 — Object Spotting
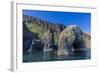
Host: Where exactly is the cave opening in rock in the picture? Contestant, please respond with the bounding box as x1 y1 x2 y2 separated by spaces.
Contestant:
73 40 81 51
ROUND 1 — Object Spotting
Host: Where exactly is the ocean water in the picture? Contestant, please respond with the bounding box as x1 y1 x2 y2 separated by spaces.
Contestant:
23 49 91 63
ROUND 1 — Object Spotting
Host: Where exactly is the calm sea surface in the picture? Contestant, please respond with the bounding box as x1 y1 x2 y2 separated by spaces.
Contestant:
23 49 91 62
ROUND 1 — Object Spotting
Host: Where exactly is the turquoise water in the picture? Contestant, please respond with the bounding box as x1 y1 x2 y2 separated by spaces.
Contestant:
23 49 91 62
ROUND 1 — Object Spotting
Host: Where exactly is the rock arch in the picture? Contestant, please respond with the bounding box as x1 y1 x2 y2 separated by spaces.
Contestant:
58 25 85 55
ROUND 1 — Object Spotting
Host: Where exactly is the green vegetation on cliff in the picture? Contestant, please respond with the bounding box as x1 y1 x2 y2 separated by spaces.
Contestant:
26 23 45 39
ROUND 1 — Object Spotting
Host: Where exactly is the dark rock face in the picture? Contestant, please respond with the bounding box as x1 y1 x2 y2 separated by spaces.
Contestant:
23 21 38 39
23 20 42 52
58 25 89 55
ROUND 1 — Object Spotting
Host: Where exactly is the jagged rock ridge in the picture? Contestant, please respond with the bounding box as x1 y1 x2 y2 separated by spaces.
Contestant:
23 15 65 32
